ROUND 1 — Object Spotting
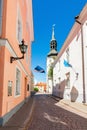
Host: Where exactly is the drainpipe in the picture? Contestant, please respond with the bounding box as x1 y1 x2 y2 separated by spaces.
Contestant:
75 16 86 103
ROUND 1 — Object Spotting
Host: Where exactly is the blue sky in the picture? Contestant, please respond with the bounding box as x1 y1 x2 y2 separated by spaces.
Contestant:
31 0 87 83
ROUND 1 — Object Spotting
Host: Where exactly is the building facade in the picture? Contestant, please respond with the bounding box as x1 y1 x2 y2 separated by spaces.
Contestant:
53 4 87 103
34 82 46 92
0 0 34 125
46 25 58 93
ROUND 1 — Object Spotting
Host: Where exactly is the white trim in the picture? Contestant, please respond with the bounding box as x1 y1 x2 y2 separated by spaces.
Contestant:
0 39 29 76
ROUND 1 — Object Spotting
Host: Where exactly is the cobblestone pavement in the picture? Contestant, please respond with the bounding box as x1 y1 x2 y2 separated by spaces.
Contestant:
26 94 87 130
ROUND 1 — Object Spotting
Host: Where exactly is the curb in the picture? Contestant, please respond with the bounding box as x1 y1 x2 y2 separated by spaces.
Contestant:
50 95 62 101
23 97 35 130
51 96 87 118
0 97 35 130
60 100 87 115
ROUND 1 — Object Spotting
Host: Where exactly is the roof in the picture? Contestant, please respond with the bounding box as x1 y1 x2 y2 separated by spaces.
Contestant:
47 49 58 57
35 82 46 86
52 3 87 67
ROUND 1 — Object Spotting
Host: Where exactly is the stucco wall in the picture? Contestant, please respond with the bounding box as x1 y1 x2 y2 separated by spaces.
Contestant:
53 7 87 103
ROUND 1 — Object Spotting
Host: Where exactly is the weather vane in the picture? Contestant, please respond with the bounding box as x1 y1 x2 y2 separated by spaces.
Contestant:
53 24 56 27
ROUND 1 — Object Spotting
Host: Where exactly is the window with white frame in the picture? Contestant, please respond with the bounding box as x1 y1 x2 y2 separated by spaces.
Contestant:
17 7 22 44
15 68 21 96
0 0 3 36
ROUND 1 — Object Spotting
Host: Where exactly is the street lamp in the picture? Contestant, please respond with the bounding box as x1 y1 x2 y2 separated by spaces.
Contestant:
10 39 28 63
75 15 86 103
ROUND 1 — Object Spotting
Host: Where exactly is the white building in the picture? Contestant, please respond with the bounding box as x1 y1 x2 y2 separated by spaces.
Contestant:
52 4 87 103
46 25 58 93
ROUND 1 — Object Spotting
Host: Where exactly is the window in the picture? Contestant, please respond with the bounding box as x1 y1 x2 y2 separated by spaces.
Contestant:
66 72 70 89
66 79 70 89
8 81 12 96
0 0 3 35
58 77 61 89
15 68 21 96
66 48 69 62
17 8 22 43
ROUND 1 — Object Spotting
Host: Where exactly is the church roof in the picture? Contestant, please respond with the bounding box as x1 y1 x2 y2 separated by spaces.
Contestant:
47 49 58 57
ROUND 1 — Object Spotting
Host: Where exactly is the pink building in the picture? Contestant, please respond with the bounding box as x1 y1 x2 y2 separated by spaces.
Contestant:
0 0 34 125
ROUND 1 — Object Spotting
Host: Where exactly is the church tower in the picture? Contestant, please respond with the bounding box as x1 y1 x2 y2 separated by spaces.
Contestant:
46 25 58 93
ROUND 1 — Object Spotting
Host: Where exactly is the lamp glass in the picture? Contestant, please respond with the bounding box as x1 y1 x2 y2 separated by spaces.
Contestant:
19 44 27 54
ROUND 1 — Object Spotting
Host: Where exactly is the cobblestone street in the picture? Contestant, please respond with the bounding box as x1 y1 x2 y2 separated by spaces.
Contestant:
26 94 87 130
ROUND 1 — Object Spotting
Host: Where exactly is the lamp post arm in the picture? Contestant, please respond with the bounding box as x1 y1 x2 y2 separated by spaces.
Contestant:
10 53 24 63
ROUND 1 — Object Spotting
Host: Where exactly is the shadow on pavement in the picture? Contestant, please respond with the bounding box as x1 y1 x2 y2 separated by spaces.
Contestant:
28 94 87 130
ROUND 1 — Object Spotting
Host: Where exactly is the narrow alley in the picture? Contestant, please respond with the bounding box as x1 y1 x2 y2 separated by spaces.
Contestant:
25 94 87 130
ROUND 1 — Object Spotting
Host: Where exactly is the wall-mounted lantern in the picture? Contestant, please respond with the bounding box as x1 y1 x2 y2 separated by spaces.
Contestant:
10 39 28 63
